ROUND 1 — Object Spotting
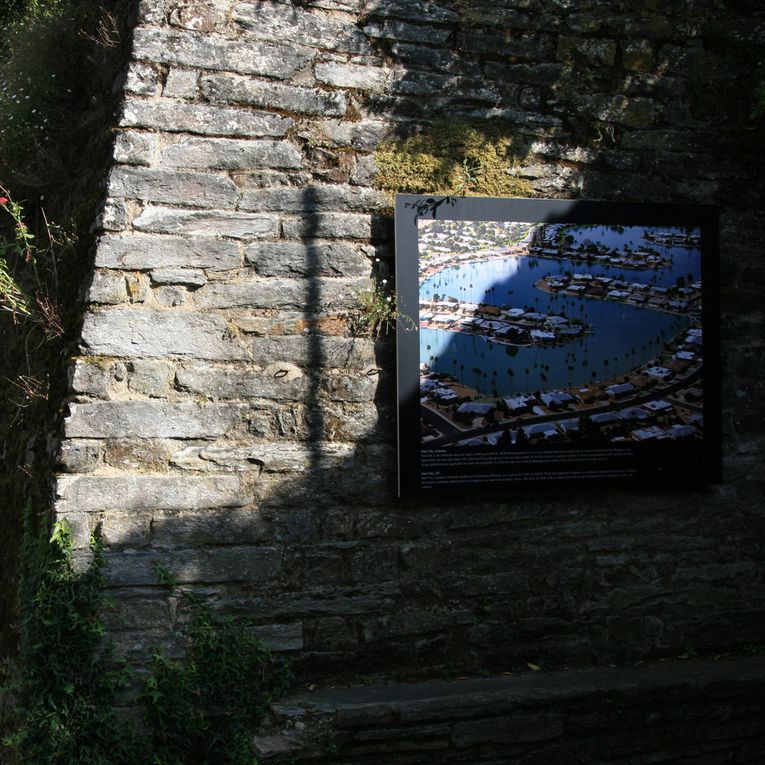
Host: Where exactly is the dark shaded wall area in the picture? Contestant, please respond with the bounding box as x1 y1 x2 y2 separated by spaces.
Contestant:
45 0 765 681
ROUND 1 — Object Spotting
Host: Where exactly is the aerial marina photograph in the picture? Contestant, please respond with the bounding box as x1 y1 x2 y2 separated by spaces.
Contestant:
415 217 706 452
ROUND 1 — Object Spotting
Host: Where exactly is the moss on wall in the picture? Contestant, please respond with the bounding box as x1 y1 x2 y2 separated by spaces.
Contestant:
374 121 534 199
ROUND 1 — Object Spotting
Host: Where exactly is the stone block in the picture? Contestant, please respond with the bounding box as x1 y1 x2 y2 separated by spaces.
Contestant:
85 271 129 305
136 0 166 24
452 713 566 746
157 136 302 170
132 27 311 79
120 99 293 138
557 35 618 66
69 358 123 397
363 19 451 45
55 473 249 513
99 513 152 549
167 0 224 32
127 359 175 397
107 166 240 208
172 443 355 474
55 513 93 551
581 94 657 128
296 119 390 152
238 184 387 214
192 276 364 310
100 597 173 630
104 439 172 472
163 68 199 99
364 0 457 24
123 62 159 96
281 213 373 240
64 401 245 438
94 199 130 232
322 402 382 441
102 546 282 586
57 440 104 473
459 29 553 61
622 39 654 72
133 207 279 239
149 268 207 287
113 130 156 166
301 0 362 10
80 310 250 360
252 622 304 651
200 74 348 117
247 335 377 369
245 241 369 278
150 509 272 546
311 617 358 651
389 71 498 103
125 272 149 303
315 62 388 92
388 42 481 78
175 361 310 401
95 234 241 271
350 154 377 186
232 3 371 54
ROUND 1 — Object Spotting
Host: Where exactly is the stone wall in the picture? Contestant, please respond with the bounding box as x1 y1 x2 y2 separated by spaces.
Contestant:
54 0 765 680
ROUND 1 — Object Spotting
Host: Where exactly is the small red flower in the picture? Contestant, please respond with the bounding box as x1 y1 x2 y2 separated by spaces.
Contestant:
0 197 8 205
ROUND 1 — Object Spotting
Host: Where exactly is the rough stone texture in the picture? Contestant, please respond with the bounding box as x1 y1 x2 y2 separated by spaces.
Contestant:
156 137 302 171
95 234 241 270
80 310 249 359
120 99 294 138
132 207 279 239
254 657 765 764
107 166 240 207
245 241 370 277
200 75 349 117
132 27 312 79
56 473 249 513
65 401 246 438
50 3 765 749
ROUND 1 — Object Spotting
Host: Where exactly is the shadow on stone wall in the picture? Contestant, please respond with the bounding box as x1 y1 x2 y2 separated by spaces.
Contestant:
166 0 765 682
93 0 765 684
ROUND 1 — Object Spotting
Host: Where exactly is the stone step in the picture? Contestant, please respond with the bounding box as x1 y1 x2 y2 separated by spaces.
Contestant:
254 656 765 764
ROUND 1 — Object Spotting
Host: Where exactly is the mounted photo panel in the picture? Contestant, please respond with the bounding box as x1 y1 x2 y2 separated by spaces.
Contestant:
395 195 721 497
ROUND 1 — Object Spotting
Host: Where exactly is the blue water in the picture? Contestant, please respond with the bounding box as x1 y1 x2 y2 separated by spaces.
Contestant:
419 226 700 397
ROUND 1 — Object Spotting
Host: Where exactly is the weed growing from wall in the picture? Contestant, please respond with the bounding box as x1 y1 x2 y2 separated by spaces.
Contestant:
349 282 402 338
0 187 70 334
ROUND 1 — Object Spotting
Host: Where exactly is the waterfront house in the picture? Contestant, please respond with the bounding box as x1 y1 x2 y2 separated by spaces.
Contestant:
645 366 673 381
631 426 669 441
643 399 673 413
592 412 621 425
668 424 700 439
504 395 536 415
457 402 494 417
541 390 576 409
606 382 636 398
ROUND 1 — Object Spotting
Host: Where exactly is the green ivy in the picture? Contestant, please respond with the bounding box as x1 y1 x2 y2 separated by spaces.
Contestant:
141 608 291 765
1 510 136 765
2 506 291 765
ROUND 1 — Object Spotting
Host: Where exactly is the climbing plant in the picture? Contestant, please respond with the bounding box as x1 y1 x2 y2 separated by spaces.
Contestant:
141 607 291 765
0 512 136 765
1 509 291 765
